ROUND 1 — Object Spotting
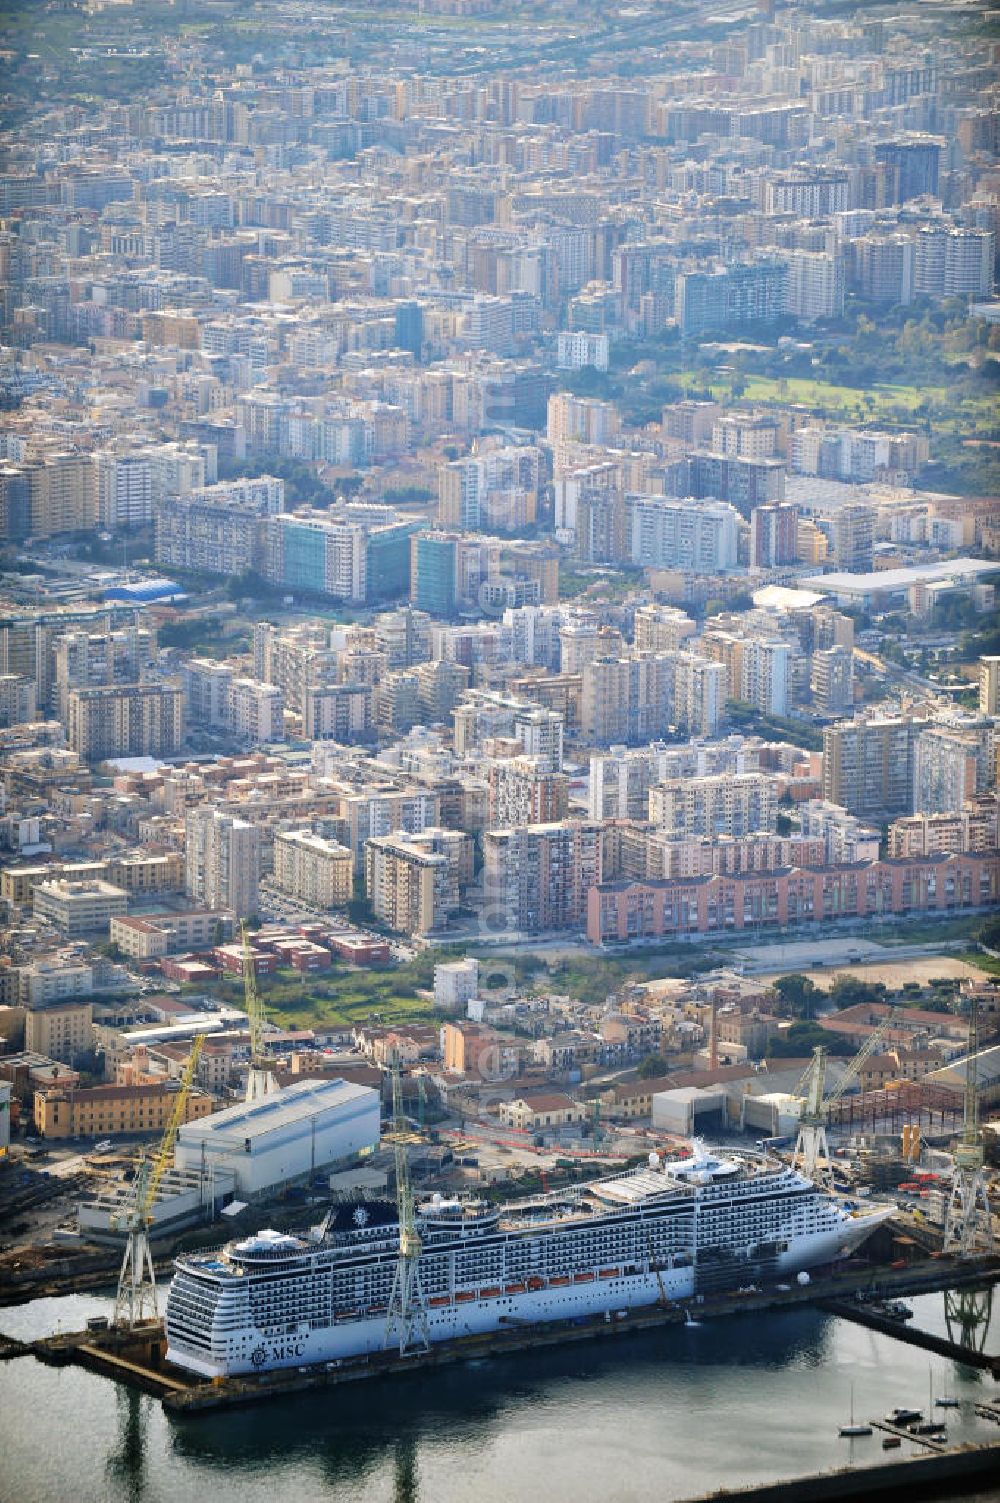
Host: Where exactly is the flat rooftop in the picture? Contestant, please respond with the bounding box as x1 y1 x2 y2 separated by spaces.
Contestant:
178 1077 377 1142
801 559 997 596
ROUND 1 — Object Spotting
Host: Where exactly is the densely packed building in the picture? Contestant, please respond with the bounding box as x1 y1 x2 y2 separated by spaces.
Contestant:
0 0 996 1144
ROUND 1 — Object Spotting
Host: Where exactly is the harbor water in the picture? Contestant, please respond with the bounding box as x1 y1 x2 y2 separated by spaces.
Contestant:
1 1285 998 1503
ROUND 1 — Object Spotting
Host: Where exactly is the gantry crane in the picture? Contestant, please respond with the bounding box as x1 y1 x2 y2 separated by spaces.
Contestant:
792 1009 896 1190
384 1051 429 1356
943 994 993 1258
111 1033 205 1328
242 922 278 1103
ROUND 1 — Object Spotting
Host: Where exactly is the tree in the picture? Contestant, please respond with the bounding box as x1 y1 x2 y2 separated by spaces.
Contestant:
637 1053 668 1079
767 1021 853 1059
772 973 821 1020
827 976 887 1009
979 915 1000 950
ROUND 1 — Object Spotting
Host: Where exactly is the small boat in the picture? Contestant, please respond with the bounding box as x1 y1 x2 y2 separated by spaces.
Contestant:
911 1421 946 1436
882 1437 901 1450
455 1291 475 1304
479 1286 502 1299
526 1276 545 1291
550 1276 570 1287
504 1282 526 1295
573 1272 594 1284
683 1309 702 1328
598 1268 620 1279
427 1295 451 1309
886 1408 922 1425
935 1397 961 1409
839 1383 873 1438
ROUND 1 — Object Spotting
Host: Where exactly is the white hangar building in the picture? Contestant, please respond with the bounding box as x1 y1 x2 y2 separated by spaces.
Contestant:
175 1078 381 1197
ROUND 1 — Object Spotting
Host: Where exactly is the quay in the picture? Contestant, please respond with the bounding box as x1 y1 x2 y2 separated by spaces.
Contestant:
820 1297 1000 1380
10 1254 999 1417
679 1440 1000 1502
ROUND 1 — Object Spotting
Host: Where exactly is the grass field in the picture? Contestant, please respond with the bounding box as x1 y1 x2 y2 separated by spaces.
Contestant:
957 950 1000 978
183 956 447 1033
674 370 993 432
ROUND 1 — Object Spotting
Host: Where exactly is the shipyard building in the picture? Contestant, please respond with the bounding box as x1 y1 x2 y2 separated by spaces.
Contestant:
173 1078 381 1197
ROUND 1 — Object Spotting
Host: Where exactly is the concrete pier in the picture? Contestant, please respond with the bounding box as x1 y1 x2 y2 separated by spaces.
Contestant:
679 1442 1000 1502
820 1298 1000 1379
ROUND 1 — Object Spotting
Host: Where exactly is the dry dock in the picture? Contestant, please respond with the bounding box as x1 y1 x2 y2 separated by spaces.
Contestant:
12 1254 999 1418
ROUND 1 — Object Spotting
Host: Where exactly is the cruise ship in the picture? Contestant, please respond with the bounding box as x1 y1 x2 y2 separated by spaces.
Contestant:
165 1142 892 1378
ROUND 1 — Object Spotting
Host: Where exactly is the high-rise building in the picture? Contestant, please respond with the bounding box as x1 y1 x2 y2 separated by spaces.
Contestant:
979 657 1000 716
750 503 799 568
873 138 941 202
782 250 844 321
546 393 620 446
156 477 284 576
740 639 792 716
483 821 602 935
627 495 740 571
66 683 184 761
811 645 854 716
487 755 569 827
831 504 874 572
230 678 283 745
185 808 260 919
913 721 995 815
850 234 915 305
394 300 424 358
438 446 540 532
94 452 153 531
914 227 994 300
674 260 787 336
648 773 777 839
272 830 352 908
364 831 455 936
262 507 421 604
410 532 497 618
822 714 929 818
633 605 697 653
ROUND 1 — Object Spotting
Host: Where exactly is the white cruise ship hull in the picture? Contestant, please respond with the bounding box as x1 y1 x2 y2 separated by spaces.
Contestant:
166 1206 889 1380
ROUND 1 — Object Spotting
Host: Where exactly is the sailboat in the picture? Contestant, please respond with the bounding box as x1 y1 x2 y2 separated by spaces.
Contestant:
912 1369 948 1435
839 1382 873 1438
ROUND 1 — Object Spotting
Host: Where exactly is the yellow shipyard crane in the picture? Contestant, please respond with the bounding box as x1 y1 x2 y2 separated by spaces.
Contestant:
111 1033 205 1328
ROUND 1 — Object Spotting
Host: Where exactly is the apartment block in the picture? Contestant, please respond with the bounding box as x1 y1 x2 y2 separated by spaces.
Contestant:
364 831 454 936
822 714 929 819
185 807 261 918
649 773 777 839
272 829 353 909
67 683 184 762
24 1000 94 1064
483 821 602 935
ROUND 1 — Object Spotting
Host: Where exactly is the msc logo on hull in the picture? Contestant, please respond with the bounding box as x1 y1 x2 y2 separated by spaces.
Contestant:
251 1341 306 1367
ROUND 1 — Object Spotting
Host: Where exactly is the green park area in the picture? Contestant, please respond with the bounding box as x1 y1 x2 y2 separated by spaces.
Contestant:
673 369 986 429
